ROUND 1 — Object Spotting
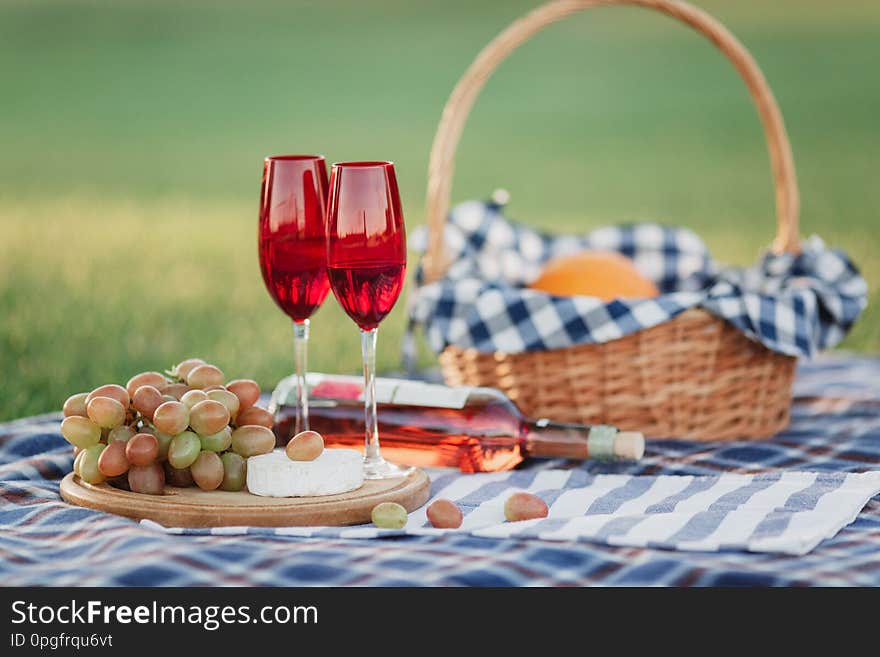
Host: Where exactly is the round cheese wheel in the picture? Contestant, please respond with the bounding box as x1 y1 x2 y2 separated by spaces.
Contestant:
246 448 363 497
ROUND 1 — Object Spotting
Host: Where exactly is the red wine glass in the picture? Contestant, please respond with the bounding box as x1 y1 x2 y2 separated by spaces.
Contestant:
259 155 330 435
325 161 411 480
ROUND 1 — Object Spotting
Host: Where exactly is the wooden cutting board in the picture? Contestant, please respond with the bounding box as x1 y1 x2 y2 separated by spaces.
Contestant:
60 468 430 528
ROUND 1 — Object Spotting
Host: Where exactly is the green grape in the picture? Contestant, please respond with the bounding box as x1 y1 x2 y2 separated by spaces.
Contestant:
220 452 247 492
86 396 126 429
189 400 230 435
199 426 232 452
371 502 408 529
231 425 275 457
153 401 190 435
61 416 102 449
107 425 136 443
207 389 240 420
167 431 201 469
154 431 173 461
79 444 107 485
63 392 89 418
190 451 224 490
73 449 86 477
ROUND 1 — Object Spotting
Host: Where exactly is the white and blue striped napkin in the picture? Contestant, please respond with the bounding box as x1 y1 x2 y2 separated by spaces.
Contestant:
143 469 880 556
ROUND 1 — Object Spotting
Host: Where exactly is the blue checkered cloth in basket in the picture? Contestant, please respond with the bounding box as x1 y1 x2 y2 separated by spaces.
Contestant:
407 200 867 357
1 354 879 586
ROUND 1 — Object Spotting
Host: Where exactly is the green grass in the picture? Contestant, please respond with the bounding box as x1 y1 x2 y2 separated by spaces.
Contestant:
1 0 878 421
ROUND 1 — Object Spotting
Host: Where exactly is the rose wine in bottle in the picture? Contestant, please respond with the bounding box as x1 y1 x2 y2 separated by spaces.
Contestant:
270 374 644 473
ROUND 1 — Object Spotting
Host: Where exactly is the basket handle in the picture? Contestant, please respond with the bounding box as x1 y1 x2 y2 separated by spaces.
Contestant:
421 0 801 284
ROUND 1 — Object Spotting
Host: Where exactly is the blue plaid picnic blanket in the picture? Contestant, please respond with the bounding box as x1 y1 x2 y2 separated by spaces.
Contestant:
2 354 879 586
407 201 867 357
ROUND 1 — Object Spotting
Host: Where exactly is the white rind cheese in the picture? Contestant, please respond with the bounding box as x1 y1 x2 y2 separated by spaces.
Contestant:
246 448 364 497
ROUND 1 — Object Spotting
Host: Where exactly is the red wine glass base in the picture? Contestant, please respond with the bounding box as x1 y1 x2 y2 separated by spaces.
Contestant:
363 455 413 480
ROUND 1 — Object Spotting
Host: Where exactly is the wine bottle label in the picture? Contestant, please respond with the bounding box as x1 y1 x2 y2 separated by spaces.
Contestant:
304 373 473 410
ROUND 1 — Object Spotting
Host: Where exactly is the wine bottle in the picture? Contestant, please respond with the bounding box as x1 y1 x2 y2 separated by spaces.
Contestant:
269 373 644 473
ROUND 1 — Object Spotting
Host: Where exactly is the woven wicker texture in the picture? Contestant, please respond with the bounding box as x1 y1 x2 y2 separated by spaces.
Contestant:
421 0 800 440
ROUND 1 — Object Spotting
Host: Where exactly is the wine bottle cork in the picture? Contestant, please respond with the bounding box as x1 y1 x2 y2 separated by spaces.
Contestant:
613 431 645 460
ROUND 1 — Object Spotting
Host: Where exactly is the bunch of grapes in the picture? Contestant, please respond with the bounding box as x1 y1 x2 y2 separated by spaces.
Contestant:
60 358 276 495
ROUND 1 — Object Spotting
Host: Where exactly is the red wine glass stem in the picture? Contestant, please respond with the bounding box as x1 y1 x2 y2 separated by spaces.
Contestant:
360 327 382 467
293 319 310 434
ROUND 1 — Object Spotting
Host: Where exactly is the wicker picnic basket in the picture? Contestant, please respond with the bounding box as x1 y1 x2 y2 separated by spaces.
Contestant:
419 0 801 440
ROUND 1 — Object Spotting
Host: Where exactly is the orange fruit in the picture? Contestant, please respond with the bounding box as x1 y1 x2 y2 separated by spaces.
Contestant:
528 250 659 301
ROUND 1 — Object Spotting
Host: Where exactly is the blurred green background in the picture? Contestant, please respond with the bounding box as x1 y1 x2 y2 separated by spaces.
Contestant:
1 0 878 421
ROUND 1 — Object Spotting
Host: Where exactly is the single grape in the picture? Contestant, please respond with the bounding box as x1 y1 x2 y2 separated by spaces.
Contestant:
235 405 273 429
199 426 232 452
207 388 240 420
128 463 165 495
160 383 192 400
203 385 226 392
504 492 549 522
186 364 224 389
107 425 136 443
174 358 206 382
285 430 323 461
125 433 159 466
63 392 89 418
86 384 130 410
371 502 408 529
220 452 247 492
106 474 131 491
164 462 194 487
131 385 164 421
73 448 86 477
125 371 167 399
226 379 260 413
426 499 463 529
140 425 173 461
189 399 230 436
78 444 107 485
190 451 224 491
231 425 275 457
153 401 190 435
167 431 201 469
153 431 173 461
86 396 126 429
180 389 209 410
60 416 102 449
98 440 129 477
